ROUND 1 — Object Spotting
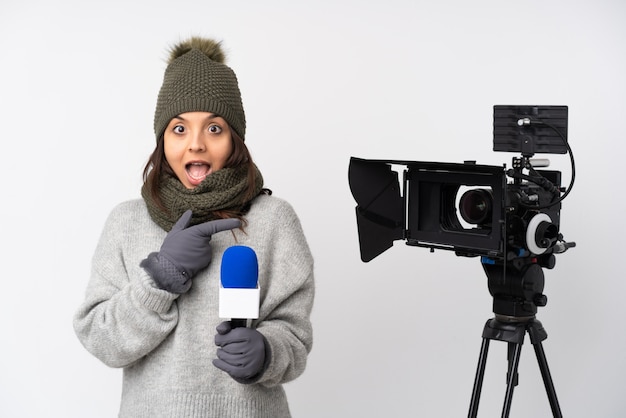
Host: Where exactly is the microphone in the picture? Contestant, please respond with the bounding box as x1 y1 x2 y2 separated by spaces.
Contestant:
219 245 260 328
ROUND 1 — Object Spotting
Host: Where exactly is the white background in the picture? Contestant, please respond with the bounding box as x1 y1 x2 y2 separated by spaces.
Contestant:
1 1 625 417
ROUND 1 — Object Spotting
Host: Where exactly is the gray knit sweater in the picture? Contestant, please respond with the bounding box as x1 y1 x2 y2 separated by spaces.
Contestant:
73 194 314 418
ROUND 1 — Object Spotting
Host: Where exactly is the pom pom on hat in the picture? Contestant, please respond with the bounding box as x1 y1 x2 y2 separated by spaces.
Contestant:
167 37 226 65
153 36 246 141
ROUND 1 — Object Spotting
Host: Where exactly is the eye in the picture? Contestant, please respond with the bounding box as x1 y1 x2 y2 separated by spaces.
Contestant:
208 124 223 134
173 125 185 134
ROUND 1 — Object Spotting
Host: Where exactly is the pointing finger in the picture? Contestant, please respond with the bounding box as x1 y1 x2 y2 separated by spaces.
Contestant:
191 218 241 236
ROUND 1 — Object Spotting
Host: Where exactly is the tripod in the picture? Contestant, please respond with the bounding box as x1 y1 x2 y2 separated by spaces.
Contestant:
468 316 562 417
467 260 563 417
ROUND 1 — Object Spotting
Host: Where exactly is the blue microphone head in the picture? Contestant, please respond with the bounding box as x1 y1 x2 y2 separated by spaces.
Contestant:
220 245 259 289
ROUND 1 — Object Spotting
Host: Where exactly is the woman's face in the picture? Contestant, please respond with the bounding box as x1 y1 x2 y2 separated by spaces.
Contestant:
163 111 233 189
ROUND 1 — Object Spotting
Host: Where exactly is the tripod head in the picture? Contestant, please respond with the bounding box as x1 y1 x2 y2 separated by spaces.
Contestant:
482 255 549 320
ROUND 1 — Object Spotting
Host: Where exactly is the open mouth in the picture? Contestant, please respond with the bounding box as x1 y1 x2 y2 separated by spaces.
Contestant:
186 162 211 185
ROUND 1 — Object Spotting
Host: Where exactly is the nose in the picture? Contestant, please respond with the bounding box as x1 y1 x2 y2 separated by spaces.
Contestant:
188 131 206 152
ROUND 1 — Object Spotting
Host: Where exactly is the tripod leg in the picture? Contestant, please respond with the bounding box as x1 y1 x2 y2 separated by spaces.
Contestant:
468 338 490 418
532 341 563 418
501 343 522 418
506 342 519 387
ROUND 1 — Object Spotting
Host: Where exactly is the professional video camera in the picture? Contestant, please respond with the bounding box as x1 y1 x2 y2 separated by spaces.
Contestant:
348 105 576 417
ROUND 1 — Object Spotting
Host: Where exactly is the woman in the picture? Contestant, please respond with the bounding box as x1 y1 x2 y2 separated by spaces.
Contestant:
73 37 315 418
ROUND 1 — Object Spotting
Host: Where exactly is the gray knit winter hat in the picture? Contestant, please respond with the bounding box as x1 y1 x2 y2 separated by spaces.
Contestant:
153 37 246 141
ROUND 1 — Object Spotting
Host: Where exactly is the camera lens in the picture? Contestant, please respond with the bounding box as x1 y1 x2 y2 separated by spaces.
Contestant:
460 189 493 225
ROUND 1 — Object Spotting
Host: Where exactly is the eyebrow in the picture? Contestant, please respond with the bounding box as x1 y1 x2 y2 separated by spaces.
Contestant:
173 113 219 121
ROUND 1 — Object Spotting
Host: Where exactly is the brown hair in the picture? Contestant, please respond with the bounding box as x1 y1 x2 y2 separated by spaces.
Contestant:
142 126 269 223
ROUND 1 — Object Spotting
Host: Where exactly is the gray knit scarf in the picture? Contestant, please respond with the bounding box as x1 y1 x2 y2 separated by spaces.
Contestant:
141 164 263 231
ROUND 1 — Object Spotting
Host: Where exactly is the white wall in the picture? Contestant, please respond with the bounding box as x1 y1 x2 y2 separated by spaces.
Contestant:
1 1 624 417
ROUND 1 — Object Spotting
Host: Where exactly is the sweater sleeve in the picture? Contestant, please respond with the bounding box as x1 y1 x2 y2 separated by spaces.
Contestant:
73 203 179 368
252 199 315 387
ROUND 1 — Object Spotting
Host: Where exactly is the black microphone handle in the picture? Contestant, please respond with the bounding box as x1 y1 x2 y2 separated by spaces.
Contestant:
231 318 247 328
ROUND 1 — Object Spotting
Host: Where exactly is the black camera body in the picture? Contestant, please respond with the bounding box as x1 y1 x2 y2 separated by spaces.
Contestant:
406 159 562 260
348 157 562 259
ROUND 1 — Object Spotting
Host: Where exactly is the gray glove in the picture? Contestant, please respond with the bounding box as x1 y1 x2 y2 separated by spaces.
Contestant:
213 321 270 383
141 210 240 294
